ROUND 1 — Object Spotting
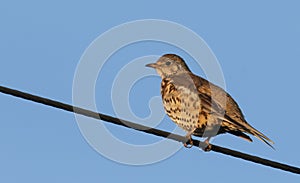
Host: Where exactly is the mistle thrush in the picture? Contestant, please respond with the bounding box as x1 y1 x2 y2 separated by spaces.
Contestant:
146 54 274 150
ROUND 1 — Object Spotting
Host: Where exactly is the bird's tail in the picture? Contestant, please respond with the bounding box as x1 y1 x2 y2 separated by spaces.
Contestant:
244 123 275 149
223 119 275 149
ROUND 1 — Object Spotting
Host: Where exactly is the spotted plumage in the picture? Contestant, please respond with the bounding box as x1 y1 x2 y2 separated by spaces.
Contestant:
146 54 274 150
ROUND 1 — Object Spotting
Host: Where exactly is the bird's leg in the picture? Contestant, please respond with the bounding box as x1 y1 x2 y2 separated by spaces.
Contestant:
202 137 212 152
183 130 195 148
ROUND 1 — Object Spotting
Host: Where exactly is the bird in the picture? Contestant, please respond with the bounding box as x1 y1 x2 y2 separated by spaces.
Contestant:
146 54 274 151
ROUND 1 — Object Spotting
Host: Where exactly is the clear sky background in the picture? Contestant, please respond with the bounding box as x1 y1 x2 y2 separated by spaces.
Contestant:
1 0 300 182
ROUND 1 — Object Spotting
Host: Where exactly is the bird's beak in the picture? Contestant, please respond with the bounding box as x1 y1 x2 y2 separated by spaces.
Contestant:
145 63 157 68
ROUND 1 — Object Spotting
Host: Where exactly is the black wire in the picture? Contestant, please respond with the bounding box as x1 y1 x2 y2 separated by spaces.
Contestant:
0 85 299 175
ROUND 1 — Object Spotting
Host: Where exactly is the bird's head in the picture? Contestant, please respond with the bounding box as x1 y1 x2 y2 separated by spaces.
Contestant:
146 54 191 78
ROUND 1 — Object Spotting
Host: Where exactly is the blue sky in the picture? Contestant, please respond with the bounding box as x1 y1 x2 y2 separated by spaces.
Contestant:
1 0 300 182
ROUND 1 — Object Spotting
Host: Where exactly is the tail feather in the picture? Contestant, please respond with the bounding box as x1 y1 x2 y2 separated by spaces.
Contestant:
222 119 275 149
228 131 253 142
243 123 275 149
252 131 275 150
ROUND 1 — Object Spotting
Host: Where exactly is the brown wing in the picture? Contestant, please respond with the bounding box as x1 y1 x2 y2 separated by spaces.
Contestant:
169 73 245 123
187 73 274 148
196 76 247 124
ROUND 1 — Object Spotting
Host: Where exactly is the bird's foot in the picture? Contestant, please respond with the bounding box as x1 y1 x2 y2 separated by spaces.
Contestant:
183 136 193 148
201 137 212 152
202 144 212 152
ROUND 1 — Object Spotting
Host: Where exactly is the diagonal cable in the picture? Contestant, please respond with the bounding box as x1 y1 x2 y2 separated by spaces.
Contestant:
0 85 299 175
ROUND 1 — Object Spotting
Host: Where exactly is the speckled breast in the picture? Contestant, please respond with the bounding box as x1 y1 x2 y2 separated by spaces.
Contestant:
161 79 204 133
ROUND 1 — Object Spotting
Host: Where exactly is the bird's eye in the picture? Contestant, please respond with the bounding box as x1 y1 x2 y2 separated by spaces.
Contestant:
165 61 171 66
